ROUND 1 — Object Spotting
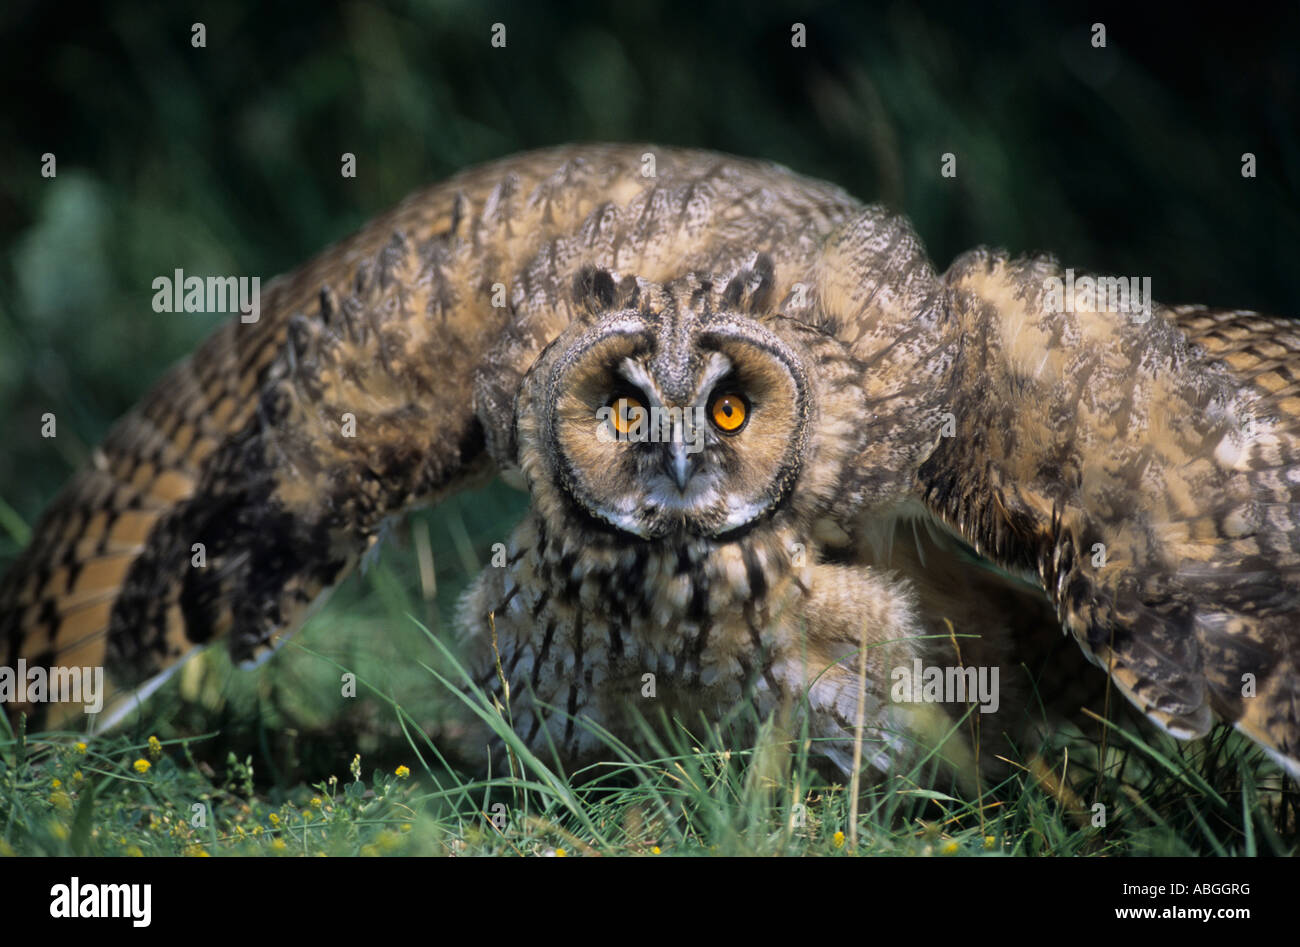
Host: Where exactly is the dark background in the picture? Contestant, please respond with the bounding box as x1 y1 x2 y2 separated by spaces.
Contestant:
0 0 1297 770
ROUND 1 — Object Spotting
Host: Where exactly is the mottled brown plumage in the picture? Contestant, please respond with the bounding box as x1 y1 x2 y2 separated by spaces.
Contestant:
929 252 1300 774
1 144 1296 783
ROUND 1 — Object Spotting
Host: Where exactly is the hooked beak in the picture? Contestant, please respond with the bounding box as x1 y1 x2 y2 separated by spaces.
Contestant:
667 439 693 490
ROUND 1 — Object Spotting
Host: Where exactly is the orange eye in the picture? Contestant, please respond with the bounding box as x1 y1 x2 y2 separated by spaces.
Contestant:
607 395 646 435
709 392 749 433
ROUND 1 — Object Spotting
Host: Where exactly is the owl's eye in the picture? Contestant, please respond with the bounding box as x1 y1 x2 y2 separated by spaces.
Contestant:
708 391 749 434
606 393 646 435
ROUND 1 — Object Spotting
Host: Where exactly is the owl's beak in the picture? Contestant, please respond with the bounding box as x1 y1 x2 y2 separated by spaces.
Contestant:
667 440 694 490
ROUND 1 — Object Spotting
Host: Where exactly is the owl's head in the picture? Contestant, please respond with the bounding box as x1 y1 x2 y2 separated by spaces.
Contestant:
513 262 819 540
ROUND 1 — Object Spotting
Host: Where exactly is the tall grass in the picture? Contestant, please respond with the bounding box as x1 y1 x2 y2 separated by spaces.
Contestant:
1 491 1294 856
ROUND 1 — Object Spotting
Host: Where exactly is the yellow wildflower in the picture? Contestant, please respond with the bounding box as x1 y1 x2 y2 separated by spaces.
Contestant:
395 765 410 779
133 759 151 774
832 831 845 849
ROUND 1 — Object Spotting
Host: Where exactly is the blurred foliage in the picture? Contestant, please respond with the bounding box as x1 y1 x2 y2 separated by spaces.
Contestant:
0 1 1297 793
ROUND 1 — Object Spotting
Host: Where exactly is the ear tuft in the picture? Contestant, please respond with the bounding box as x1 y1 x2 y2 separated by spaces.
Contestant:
573 266 618 314
722 253 775 313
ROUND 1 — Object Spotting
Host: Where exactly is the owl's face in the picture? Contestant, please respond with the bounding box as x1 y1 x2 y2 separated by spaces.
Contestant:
516 273 813 541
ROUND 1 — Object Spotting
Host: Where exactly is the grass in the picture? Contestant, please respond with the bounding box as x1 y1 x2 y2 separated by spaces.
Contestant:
1 488 1296 857
2 649 1294 857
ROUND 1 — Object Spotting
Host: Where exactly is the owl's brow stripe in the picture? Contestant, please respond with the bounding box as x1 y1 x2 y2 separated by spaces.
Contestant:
695 353 736 401
548 318 650 388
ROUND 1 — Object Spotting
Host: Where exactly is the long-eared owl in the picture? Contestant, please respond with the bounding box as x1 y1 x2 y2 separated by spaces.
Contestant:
3 144 1298 783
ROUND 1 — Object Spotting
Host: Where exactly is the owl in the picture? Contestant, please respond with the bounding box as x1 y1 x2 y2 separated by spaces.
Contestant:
2 144 1297 785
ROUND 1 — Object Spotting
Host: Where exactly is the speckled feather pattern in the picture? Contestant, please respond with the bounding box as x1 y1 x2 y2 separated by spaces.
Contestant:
1 144 1296 781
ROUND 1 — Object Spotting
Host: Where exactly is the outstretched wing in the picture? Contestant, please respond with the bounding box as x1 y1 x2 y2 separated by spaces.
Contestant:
921 248 1300 776
0 144 861 731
